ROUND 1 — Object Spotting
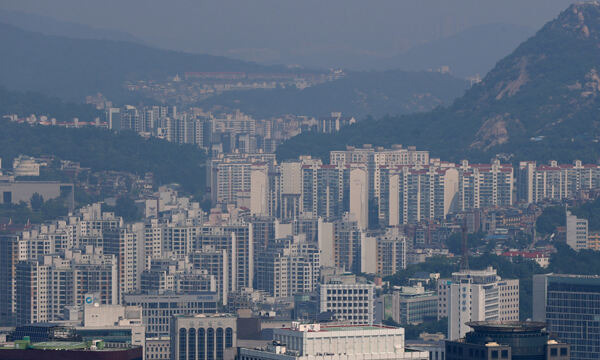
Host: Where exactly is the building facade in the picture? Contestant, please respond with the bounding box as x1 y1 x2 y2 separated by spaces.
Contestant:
533 274 600 360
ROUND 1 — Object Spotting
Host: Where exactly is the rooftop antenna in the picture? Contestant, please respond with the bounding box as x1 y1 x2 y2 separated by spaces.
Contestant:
460 217 469 270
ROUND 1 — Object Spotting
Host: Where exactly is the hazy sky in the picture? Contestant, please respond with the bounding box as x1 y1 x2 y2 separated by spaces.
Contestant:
0 0 576 67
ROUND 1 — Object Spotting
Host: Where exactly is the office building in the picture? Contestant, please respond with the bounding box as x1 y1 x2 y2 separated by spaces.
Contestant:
319 275 375 325
438 267 519 340
170 314 237 360
445 321 569 360
123 293 218 338
238 322 429 360
392 284 438 325
533 274 600 359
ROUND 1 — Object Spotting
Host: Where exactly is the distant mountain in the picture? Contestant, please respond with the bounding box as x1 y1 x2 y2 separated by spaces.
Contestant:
199 70 469 118
0 23 282 102
0 10 144 43
377 23 536 78
277 2 600 163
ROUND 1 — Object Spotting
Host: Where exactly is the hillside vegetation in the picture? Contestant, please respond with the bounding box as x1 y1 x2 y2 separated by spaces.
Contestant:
277 3 600 163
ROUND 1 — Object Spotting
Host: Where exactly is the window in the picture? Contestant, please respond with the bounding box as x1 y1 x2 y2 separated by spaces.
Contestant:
225 328 233 348
491 350 498 359
216 328 224 360
198 328 205 360
189 328 196 360
2 191 11 204
560 348 567 356
501 350 508 358
179 328 187 360
550 348 558 356
207 328 214 360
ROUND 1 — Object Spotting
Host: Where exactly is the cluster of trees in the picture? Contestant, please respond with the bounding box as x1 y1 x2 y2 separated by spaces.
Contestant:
536 197 600 236
0 120 207 197
0 194 68 227
0 87 100 122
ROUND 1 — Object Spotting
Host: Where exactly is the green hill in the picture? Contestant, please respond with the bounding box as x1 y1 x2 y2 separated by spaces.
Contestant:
0 87 100 121
277 2 600 163
199 70 469 118
0 119 206 196
0 22 282 102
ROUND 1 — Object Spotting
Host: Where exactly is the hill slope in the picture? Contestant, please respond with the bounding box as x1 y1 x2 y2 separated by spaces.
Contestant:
0 23 281 102
0 87 100 121
199 70 469 118
277 2 600 163
0 10 143 43
377 23 535 78
0 119 206 196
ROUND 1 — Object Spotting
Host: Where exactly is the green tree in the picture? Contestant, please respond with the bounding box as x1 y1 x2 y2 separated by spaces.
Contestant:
30 193 44 211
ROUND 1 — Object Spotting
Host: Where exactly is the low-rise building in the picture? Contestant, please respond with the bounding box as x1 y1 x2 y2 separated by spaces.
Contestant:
238 323 429 360
170 314 237 360
392 284 438 325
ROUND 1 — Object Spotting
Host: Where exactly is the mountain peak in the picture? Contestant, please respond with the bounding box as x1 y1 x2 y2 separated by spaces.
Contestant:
550 1 600 39
277 2 600 163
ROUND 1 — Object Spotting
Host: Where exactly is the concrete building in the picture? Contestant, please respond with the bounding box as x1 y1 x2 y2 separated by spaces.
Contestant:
319 275 375 325
255 235 320 298
438 267 519 340
170 314 237 360
445 321 569 360
392 284 438 325
238 322 429 360
209 153 276 206
123 292 218 338
458 160 513 211
518 160 600 203
15 247 118 326
349 164 369 230
382 165 458 225
533 274 600 360
566 210 588 251
0 178 73 207
12 155 42 177
376 228 407 277
80 298 145 351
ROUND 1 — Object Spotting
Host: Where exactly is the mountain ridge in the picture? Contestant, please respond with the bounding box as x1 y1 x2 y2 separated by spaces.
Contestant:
0 22 284 102
276 1 600 164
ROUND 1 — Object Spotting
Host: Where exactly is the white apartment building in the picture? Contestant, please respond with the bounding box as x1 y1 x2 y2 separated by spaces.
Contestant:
238 323 429 360
256 235 320 298
383 165 458 225
437 267 519 340
518 160 600 203
209 153 276 206
349 163 369 230
15 246 118 325
458 160 513 210
566 210 588 251
319 280 375 325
